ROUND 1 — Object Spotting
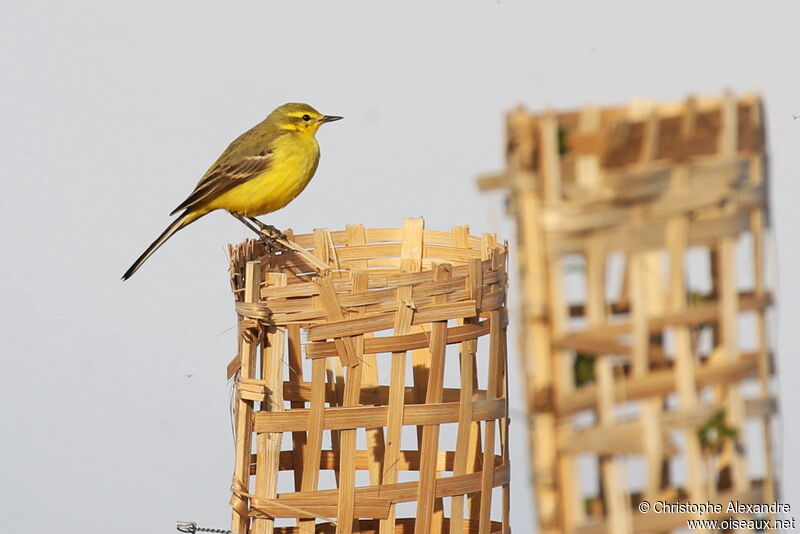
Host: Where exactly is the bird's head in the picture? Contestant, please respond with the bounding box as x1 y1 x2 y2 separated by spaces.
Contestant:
270 103 342 135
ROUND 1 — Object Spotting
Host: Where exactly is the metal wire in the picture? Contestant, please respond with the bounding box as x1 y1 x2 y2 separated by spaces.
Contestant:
176 521 235 534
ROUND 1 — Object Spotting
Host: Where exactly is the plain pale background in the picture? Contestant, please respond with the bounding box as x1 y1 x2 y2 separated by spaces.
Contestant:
1 1 798 532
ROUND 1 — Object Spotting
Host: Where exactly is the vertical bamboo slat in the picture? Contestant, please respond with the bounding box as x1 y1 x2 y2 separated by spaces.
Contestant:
227 219 510 534
231 260 262 534
478 92 778 534
253 272 288 534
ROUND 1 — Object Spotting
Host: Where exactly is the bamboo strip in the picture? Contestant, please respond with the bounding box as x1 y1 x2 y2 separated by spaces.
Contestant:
547 210 755 256
289 227 483 251
271 518 504 534
348 225 388 489
556 397 773 457
336 271 369 534
588 237 632 533
298 358 326 534
469 236 496 524
449 224 481 534
230 261 262 534
515 116 560 534
253 272 287 534
549 252 584 531
327 354 345 487
417 264 452 533
260 277 503 317
717 93 750 499
305 320 495 359
554 292 771 352
287 323 306 492
540 173 761 235
546 352 761 416
254 399 506 433
267 382 485 405
258 258 503 301
478 309 503 534
268 448 502 472
379 218 424 534
638 252 666 500
253 462 510 511
262 290 478 325
749 111 777 509
305 301 478 342
336 360 362 532
316 275 359 367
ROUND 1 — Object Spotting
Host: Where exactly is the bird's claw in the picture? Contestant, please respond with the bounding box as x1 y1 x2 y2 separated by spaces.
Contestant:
233 214 291 252
257 232 292 253
260 225 287 241
261 237 292 254
247 218 287 240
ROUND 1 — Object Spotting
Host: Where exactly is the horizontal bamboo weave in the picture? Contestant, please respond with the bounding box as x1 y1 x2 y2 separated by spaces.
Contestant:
479 93 776 534
227 219 510 534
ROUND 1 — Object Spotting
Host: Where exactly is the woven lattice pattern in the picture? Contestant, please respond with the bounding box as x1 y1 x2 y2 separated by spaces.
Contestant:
227 219 509 534
479 93 776 534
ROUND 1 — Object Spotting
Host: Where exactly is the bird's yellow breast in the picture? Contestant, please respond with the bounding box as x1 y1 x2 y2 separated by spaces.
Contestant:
206 132 320 217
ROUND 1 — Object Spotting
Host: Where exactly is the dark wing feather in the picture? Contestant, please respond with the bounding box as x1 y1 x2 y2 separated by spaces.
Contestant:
170 150 273 215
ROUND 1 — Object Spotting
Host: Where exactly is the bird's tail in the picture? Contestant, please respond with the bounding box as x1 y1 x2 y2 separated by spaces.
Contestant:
122 210 204 280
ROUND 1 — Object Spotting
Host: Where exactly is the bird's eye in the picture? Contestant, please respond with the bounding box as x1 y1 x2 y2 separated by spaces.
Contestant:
302 114 311 122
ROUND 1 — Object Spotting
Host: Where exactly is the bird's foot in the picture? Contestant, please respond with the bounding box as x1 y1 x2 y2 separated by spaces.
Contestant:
248 218 287 240
260 235 292 254
261 225 287 241
231 213 291 253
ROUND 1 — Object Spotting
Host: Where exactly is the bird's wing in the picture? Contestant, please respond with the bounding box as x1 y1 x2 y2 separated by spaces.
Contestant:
170 149 274 215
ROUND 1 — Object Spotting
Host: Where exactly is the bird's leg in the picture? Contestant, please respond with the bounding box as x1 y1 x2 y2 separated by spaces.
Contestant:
247 217 287 240
231 213 290 253
231 213 264 237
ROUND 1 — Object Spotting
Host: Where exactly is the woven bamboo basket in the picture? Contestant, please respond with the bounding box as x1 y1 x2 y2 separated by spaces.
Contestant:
226 218 510 534
479 92 776 533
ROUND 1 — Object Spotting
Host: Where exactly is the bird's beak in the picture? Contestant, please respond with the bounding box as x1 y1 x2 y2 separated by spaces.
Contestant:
320 115 343 123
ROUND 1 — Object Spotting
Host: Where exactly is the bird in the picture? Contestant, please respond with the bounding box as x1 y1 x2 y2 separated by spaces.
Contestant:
122 102 342 280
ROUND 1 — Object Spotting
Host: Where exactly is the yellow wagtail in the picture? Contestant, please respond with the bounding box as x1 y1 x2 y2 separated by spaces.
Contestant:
122 102 342 280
